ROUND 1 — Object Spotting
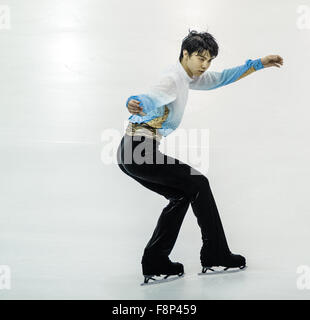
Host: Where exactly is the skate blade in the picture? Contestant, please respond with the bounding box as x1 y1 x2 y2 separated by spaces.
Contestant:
198 265 247 276
140 273 184 286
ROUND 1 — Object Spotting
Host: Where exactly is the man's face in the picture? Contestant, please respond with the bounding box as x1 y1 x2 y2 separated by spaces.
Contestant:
181 49 215 78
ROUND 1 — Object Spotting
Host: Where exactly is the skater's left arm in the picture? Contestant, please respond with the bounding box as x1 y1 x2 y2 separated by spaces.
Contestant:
189 55 283 90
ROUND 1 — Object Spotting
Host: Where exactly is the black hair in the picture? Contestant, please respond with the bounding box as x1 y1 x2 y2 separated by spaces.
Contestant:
179 29 219 62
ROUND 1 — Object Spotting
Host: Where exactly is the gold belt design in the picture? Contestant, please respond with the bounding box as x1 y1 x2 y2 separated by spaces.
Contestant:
125 105 169 142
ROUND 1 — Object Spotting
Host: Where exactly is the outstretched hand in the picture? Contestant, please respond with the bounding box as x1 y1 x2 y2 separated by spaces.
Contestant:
261 55 284 68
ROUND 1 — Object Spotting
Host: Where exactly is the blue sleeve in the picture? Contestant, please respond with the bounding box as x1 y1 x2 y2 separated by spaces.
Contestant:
125 75 177 123
189 58 264 90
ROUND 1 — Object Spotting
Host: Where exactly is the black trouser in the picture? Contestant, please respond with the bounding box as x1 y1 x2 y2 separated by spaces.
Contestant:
116 134 231 264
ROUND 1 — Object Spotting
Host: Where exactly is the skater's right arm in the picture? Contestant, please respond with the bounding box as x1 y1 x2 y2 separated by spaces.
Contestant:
126 75 177 115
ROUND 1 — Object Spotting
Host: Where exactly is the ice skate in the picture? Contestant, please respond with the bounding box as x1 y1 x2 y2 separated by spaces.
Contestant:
200 250 246 274
140 255 184 285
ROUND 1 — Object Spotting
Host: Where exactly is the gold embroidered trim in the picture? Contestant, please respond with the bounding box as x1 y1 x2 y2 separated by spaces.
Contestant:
146 105 170 128
125 105 169 141
236 66 256 81
125 122 163 142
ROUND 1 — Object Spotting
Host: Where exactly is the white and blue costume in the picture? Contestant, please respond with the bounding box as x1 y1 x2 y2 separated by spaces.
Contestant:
126 58 264 137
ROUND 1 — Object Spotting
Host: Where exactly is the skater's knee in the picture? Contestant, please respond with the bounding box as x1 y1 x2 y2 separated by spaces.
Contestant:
167 194 191 205
198 175 210 186
187 176 210 202
176 195 191 204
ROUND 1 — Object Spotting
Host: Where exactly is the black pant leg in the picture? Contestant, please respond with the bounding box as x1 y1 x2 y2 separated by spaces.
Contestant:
117 135 191 259
117 134 231 263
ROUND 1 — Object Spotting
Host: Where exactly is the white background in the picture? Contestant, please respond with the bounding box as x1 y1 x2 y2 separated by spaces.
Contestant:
1 0 310 299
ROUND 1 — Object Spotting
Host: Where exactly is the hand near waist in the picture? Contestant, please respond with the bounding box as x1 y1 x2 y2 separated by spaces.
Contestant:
127 99 146 115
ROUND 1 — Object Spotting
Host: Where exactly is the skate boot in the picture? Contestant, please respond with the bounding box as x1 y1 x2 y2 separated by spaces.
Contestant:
141 255 184 284
200 245 246 273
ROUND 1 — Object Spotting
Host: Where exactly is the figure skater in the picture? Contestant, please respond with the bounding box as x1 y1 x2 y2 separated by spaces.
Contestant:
116 29 283 284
